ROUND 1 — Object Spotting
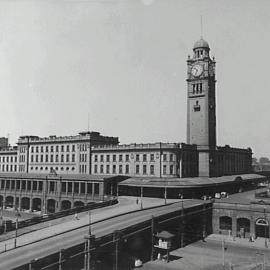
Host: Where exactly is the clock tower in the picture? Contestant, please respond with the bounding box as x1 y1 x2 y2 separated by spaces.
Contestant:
186 37 216 176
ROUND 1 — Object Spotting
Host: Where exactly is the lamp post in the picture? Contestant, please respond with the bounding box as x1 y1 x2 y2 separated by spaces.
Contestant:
14 207 21 248
140 186 143 210
88 210 91 236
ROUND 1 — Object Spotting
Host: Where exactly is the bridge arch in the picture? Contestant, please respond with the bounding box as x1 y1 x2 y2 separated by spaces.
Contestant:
61 200 72 211
237 217 250 237
219 216 232 231
21 197 30 210
32 198 41 211
255 218 269 238
47 199 56 213
74 201 84 208
6 196 14 208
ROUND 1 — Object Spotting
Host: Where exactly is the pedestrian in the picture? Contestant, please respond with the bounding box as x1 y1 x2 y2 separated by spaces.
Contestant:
74 212 79 220
136 198 139 205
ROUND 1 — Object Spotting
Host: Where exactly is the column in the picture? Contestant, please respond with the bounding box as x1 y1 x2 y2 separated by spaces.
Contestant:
250 216 255 238
92 183 94 200
232 214 237 237
29 197 33 211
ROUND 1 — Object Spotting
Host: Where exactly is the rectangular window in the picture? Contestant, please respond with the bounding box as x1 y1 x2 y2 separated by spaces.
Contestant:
150 165 154 175
11 157 13 162
119 165 122 174
163 154 167 161
170 154 173 162
41 146 43 153
66 145 69 152
170 165 174 175
31 155 34 162
125 154 129 162
94 155 98 162
94 183 99 195
143 165 147 174
56 145 59 152
94 165 97 173
51 146 54 152
113 155 116 162
163 165 167 175
136 165 140 174
87 183 92 194
150 154 154 162
41 155 43 162
113 165 116 174
143 154 147 162
50 155 53 163
7 157 9 163
106 165 110 174
119 155 123 162
61 155 64 162
100 155 104 162
36 155 39 162
100 165 104 174
125 164 129 174
61 145 64 152
72 154 75 162
66 154 69 162
56 155 58 162
136 154 140 162
36 146 39 153
72 145 75 152
106 155 110 162
46 146 49 152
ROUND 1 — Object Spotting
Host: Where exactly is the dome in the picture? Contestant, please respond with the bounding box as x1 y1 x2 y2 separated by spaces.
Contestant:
193 37 210 50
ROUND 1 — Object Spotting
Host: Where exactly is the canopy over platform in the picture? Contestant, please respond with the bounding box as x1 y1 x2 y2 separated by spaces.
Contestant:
119 174 266 188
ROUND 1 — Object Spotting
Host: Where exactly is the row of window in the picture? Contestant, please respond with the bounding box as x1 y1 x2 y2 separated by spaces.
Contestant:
192 83 203 94
0 164 17 172
30 166 76 172
30 154 76 163
94 153 175 163
93 164 174 175
30 144 76 153
0 156 17 163
0 179 99 195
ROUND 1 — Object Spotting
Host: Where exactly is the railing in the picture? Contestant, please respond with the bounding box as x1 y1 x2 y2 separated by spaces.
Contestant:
0 198 117 235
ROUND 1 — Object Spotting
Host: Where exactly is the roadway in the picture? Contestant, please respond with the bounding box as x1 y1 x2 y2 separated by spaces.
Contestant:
0 199 204 269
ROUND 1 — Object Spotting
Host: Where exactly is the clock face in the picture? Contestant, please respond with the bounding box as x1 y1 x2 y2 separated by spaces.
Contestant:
191 64 203 77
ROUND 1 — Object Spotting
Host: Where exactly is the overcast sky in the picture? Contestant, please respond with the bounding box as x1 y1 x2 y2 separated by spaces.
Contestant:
0 0 269 158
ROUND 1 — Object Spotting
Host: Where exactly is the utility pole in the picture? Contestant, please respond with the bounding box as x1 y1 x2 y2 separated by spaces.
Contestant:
59 249 64 270
140 186 143 210
222 238 225 269
151 216 155 261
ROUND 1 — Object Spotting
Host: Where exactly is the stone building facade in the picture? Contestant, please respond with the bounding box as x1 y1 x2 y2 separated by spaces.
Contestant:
213 190 270 239
16 131 119 175
91 143 198 178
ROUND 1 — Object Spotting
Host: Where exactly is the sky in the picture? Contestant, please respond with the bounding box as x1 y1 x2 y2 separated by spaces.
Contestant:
0 0 269 159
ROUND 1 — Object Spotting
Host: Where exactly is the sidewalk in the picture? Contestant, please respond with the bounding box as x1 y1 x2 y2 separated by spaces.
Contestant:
207 233 270 250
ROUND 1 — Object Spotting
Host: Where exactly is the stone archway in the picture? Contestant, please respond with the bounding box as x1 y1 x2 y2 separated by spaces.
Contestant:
219 216 232 231
61 200 72 211
74 201 84 208
255 218 269 238
32 198 42 211
5 196 14 208
21 197 30 210
237 217 250 238
47 199 56 213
